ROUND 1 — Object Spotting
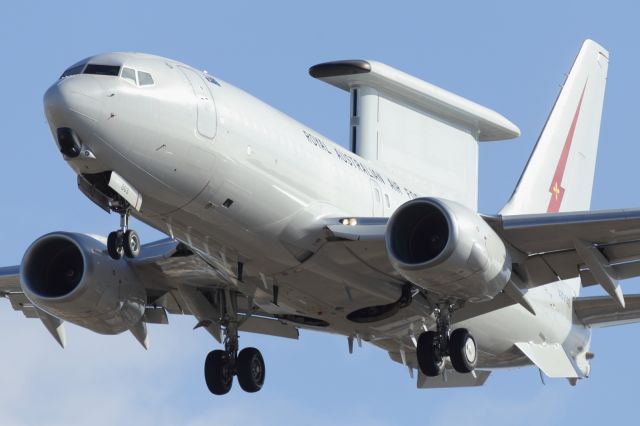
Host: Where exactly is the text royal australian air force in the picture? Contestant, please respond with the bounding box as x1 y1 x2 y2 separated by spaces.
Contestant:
302 129 418 199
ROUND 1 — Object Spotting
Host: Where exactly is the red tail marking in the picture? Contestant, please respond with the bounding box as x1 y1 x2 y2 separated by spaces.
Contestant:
547 81 588 213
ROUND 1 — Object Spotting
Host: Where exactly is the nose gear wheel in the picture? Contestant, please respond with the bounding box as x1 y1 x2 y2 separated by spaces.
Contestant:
107 207 140 260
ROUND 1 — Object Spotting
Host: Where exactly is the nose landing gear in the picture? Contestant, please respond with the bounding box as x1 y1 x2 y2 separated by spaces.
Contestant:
107 207 141 260
417 304 478 377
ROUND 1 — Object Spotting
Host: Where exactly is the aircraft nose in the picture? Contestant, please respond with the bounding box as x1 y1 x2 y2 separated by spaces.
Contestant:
44 76 103 124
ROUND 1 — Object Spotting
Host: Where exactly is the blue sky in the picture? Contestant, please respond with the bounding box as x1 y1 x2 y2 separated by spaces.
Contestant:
1 1 639 424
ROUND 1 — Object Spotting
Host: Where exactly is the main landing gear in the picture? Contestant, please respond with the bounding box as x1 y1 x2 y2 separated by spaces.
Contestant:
204 292 265 395
107 207 140 260
417 304 478 376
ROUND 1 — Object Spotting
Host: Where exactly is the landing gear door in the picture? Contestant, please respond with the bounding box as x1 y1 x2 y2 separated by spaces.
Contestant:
179 66 217 139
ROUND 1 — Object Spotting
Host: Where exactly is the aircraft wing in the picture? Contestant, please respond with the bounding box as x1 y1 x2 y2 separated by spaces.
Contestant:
0 239 299 347
574 294 640 327
486 208 640 306
326 208 640 309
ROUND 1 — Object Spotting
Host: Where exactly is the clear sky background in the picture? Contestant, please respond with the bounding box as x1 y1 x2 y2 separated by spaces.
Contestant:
1 1 639 425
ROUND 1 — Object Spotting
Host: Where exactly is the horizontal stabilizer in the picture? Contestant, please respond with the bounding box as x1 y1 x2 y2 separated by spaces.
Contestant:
515 342 581 378
417 369 491 388
575 295 640 327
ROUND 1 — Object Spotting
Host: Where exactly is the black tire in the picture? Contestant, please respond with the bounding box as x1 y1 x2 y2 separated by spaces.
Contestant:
417 331 444 377
107 231 124 260
204 350 233 395
123 229 141 258
236 347 265 393
449 328 477 373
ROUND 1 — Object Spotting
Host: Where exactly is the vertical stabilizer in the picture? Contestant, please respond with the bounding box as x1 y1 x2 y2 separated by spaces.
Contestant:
501 40 609 215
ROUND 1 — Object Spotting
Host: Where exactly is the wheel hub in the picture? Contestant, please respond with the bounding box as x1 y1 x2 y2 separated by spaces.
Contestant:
251 358 263 380
464 337 477 363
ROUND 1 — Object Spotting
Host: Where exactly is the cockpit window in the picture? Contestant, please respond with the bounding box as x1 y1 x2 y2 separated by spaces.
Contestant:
84 64 121 76
60 63 86 79
204 74 221 86
121 67 137 84
138 71 154 86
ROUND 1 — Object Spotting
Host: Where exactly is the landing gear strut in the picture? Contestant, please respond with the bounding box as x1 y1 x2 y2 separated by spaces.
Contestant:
204 292 265 395
417 304 477 376
107 207 140 260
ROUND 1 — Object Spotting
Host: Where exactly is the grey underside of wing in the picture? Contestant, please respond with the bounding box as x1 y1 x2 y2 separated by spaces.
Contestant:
329 210 640 290
110 240 300 339
0 239 299 340
574 294 640 327
485 208 640 288
324 220 398 280
0 266 20 292
0 266 35 317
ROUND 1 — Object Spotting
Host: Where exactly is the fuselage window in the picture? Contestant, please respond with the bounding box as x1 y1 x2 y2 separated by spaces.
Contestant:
84 64 121 76
60 63 86 79
138 71 154 86
121 67 137 84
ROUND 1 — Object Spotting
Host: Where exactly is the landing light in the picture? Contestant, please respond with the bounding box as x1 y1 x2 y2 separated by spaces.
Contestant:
341 218 358 226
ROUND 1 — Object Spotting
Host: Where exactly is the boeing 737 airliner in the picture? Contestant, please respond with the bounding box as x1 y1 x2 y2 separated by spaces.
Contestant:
2 39 640 394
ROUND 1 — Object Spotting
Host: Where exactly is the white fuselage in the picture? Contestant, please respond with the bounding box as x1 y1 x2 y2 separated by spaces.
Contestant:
43 52 591 373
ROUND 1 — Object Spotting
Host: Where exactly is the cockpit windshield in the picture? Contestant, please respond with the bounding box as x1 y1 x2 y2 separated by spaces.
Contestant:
59 61 87 79
84 64 121 76
59 60 155 87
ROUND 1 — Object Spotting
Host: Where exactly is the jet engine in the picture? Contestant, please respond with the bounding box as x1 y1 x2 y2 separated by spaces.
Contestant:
20 232 146 334
385 197 511 302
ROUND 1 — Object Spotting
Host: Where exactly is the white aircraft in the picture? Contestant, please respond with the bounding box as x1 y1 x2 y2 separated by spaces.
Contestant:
1 39 638 395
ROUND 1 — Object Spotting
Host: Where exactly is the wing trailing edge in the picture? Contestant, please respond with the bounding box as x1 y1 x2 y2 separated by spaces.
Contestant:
574 295 640 328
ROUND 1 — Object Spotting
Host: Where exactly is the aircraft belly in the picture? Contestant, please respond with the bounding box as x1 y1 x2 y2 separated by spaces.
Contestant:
456 286 578 363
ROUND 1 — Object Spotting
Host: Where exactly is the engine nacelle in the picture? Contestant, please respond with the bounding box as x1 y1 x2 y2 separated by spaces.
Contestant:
386 197 511 302
20 232 146 334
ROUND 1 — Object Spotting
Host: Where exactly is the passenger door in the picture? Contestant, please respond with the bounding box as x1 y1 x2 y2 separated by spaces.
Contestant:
179 66 217 139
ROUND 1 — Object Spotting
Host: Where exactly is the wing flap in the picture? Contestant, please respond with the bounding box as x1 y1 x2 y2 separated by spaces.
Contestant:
574 295 640 327
580 261 640 286
489 209 640 306
491 209 640 254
